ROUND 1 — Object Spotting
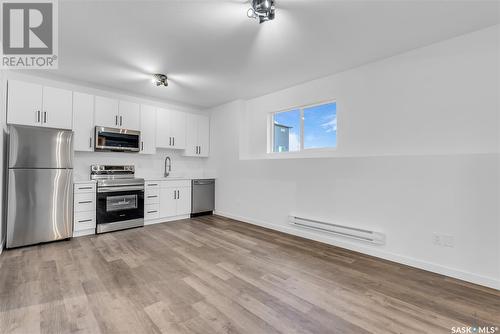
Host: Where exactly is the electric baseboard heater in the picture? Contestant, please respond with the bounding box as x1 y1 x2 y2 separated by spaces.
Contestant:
289 215 386 245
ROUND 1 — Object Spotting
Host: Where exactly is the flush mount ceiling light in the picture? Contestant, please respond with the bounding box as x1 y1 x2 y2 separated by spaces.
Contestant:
247 0 275 24
152 73 168 87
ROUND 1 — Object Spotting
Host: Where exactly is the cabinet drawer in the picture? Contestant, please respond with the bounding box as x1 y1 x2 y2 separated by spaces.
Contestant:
160 180 191 188
145 181 160 189
145 186 159 197
74 182 96 193
74 192 96 212
145 193 160 205
145 204 160 220
74 211 96 231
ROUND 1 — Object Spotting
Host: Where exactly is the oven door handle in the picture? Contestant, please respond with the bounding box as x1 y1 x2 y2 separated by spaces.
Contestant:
98 186 144 193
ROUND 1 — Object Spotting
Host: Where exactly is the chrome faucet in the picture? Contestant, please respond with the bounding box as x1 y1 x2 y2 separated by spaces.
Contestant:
164 156 171 177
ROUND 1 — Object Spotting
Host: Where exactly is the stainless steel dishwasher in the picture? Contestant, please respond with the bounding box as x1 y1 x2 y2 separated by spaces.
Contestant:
191 179 215 216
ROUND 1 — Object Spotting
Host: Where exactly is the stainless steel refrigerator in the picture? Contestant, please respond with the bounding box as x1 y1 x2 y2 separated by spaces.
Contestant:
6 125 74 248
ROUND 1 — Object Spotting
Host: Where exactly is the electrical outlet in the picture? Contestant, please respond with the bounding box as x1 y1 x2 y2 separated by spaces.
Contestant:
433 234 455 248
442 235 454 247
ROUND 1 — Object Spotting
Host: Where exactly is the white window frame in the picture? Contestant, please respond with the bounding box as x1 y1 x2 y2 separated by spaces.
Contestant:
268 99 337 155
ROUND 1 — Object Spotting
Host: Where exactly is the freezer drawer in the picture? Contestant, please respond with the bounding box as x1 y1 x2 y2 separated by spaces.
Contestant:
7 169 73 248
191 179 215 214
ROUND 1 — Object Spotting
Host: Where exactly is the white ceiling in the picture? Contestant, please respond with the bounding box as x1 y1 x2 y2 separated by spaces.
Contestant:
27 0 500 108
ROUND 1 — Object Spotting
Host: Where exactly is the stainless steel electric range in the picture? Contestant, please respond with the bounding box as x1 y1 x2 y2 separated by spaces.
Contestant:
91 165 144 234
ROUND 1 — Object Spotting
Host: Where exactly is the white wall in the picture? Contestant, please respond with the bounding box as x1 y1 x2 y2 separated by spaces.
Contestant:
208 26 500 289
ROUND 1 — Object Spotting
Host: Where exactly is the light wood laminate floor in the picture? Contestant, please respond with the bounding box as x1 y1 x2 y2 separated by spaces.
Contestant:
0 215 499 334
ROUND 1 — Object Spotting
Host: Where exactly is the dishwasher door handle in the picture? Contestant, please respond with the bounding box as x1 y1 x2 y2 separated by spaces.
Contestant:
193 180 214 185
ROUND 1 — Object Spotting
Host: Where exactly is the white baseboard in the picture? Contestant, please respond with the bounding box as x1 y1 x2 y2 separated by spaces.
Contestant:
215 210 500 291
73 229 95 238
145 214 191 226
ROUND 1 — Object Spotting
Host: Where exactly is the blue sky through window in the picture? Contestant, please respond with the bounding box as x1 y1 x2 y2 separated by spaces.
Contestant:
272 102 337 152
304 102 337 149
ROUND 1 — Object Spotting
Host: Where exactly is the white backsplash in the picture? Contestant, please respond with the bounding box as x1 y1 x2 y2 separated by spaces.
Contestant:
74 148 208 181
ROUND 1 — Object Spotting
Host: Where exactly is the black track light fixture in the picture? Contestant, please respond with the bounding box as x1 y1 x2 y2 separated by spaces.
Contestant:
152 73 168 87
247 0 275 24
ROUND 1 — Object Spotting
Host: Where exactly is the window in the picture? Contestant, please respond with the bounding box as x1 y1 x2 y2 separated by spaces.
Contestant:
270 101 337 153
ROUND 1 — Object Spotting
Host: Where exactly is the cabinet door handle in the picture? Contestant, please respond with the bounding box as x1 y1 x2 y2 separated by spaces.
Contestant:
169 137 171 146
199 146 201 155
78 200 93 204
43 111 47 123
120 116 122 126
147 195 157 198
89 137 92 148
147 210 158 214
141 141 144 151
115 115 118 126
147 183 158 186
177 190 180 199
78 186 93 190
173 137 175 146
78 219 93 223
36 110 40 123
173 190 176 199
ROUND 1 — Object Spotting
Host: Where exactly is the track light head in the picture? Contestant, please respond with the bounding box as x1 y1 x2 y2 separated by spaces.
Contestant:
247 0 275 24
152 73 168 87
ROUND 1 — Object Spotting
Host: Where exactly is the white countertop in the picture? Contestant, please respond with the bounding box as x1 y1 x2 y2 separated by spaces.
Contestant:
74 176 215 183
140 175 216 182
74 179 96 184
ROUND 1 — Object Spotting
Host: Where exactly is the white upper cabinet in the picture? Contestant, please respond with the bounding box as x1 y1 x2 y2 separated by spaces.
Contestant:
156 108 186 149
170 110 186 149
73 92 94 152
94 97 140 130
184 113 210 157
7 80 43 126
156 108 170 148
42 86 73 129
94 96 119 128
119 101 140 130
140 105 156 155
7 80 72 129
197 114 210 157
184 113 197 156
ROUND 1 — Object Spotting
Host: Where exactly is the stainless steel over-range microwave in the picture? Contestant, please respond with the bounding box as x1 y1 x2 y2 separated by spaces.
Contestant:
95 126 141 152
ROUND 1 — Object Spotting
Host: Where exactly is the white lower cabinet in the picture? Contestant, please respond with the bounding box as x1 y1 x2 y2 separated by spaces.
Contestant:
145 179 191 222
73 181 96 236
